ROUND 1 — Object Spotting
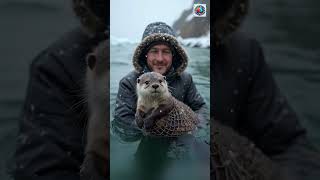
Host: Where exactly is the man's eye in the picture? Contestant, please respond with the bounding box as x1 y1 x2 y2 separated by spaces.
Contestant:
163 50 172 54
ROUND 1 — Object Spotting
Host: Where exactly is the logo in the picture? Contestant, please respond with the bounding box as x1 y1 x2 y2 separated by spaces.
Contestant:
193 4 206 17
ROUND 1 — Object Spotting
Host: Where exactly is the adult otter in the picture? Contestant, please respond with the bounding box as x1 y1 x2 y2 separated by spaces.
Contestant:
80 39 109 179
135 72 199 137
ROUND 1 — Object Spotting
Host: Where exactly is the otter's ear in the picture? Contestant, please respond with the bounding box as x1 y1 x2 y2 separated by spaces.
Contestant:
163 76 166 80
137 78 140 84
86 53 96 70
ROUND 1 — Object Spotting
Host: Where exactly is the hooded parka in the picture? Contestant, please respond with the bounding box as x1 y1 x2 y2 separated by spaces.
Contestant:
212 0 320 179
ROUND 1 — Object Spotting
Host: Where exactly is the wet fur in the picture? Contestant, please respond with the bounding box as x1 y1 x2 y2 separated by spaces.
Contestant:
80 39 109 179
136 72 170 113
135 72 178 131
135 72 173 129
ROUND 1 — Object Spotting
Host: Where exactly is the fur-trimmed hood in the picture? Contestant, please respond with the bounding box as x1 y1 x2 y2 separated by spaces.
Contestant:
132 22 188 76
214 0 249 46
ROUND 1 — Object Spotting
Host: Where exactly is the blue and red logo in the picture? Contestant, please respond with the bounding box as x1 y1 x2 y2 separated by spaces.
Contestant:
193 4 206 17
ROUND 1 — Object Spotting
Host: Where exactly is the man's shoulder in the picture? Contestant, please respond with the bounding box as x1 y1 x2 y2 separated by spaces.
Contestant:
178 71 192 81
29 28 95 87
224 31 262 57
119 71 140 85
31 28 92 68
228 31 260 47
220 31 264 68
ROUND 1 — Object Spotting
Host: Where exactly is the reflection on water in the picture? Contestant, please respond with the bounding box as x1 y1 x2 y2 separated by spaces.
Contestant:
110 43 210 180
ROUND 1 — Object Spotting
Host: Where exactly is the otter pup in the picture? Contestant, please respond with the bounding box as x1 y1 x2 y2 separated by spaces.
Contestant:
135 72 199 137
80 39 109 179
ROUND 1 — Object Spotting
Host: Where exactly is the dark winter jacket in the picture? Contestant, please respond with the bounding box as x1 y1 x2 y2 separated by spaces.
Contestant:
212 0 320 179
112 22 207 141
213 31 320 179
13 28 103 180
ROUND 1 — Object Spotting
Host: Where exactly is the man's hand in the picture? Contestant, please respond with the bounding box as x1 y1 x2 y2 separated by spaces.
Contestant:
135 100 174 130
144 100 174 130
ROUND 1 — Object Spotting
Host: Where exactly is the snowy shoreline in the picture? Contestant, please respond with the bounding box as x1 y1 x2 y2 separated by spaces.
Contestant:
177 33 210 48
111 34 210 48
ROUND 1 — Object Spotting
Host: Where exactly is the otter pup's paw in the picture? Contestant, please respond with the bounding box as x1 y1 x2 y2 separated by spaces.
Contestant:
143 103 173 130
80 153 107 180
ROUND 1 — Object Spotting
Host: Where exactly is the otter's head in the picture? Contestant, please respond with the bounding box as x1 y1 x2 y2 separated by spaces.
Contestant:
136 72 170 100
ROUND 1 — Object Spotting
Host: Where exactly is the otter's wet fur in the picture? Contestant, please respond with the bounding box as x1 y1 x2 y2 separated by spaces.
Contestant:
80 39 109 179
135 72 198 137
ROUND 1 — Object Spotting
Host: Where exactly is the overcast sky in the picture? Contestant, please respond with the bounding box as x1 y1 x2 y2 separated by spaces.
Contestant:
110 0 193 42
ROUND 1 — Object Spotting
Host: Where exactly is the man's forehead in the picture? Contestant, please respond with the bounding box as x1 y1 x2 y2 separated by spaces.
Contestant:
149 44 171 50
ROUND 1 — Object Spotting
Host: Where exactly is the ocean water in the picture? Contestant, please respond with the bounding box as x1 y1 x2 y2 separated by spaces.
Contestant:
109 42 210 180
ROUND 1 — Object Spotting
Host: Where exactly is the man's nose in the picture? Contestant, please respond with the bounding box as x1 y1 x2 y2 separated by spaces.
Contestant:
152 84 159 89
155 52 164 61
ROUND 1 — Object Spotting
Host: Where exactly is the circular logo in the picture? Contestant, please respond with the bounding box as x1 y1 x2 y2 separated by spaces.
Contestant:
194 4 206 16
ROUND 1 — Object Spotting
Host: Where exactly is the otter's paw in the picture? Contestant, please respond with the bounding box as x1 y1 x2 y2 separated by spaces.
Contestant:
80 153 106 180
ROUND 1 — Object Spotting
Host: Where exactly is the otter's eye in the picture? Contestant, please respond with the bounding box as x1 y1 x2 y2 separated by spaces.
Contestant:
137 78 140 83
163 76 166 80
159 80 162 83
145 81 150 85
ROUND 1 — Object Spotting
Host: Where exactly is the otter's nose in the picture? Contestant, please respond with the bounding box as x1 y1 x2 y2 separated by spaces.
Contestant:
152 84 159 89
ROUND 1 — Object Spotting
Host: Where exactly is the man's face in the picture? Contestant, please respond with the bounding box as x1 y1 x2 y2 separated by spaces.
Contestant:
146 44 173 75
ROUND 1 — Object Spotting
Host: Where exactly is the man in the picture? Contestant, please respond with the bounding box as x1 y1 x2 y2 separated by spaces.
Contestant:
13 1 108 179
112 22 207 140
212 0 320 179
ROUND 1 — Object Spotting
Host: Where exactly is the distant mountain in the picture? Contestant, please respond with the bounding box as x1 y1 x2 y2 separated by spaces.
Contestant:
172 0 210 48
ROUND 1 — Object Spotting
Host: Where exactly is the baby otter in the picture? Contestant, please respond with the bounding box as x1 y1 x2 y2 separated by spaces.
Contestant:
135 72 199 137
80 39 109 179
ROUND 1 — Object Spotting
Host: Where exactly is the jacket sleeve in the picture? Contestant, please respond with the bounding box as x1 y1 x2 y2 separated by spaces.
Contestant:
13 53 84 180
112 75 143 142
246 40 320 179
184 74 209 127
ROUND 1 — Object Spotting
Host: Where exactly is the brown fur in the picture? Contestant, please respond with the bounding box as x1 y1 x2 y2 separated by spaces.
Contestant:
135 72 198 136
135 72 172 130
136 72 170 112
